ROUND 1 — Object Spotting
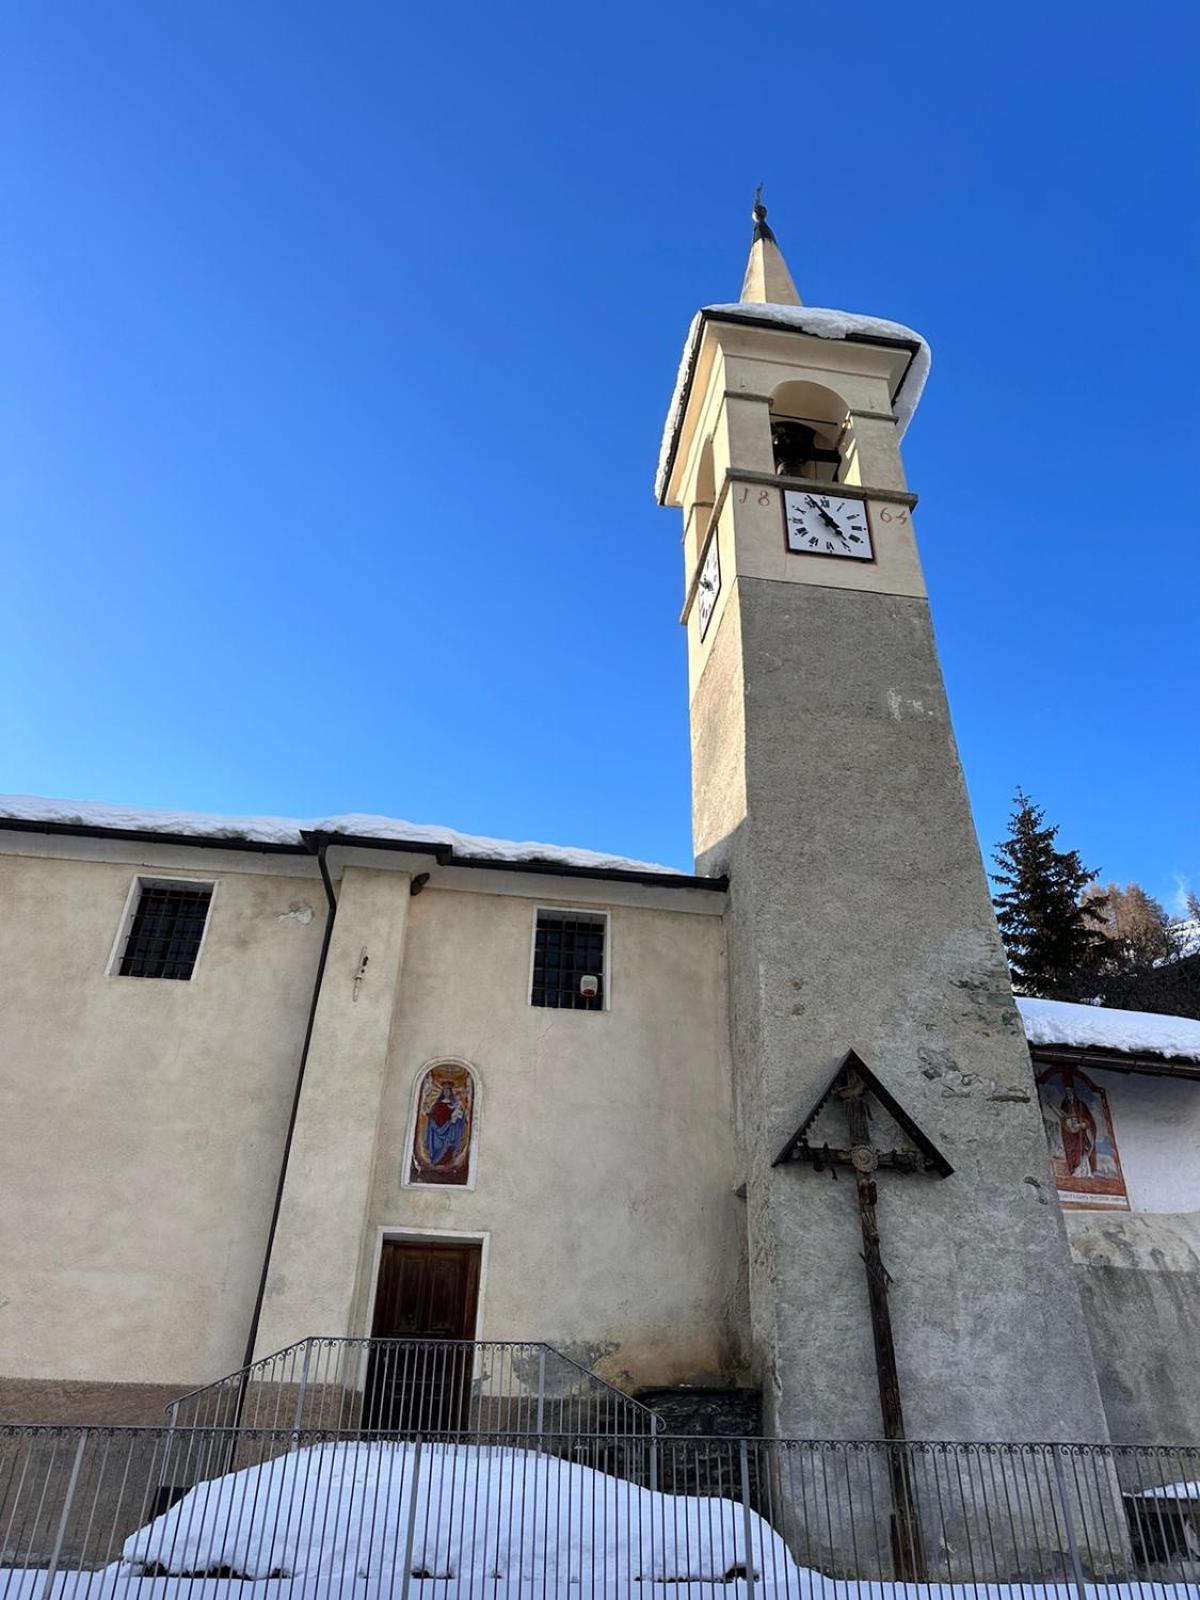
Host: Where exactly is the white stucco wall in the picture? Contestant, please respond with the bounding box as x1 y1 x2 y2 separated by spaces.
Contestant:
0 841 325 1386
1095 1067 1200 1214
352 879 747 1390
0 837 745 1402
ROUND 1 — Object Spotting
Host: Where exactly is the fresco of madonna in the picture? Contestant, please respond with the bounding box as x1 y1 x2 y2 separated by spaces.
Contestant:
409 1063 475 1186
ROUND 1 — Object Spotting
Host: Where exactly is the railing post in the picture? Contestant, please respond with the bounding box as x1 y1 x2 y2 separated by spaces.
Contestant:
40 1433 87 1600
293 1341 312 1432
397 1434 423 1600
157 1400 182 1506
1051 1446 1088 1600
739 1438 757 1600
536 1347 546 1437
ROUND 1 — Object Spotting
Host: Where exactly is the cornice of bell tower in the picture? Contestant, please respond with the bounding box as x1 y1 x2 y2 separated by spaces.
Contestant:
656 201 934 706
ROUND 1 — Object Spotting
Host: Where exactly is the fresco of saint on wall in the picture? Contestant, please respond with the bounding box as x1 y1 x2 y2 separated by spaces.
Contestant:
1036 1064 1127 1208
409 1063 475 1186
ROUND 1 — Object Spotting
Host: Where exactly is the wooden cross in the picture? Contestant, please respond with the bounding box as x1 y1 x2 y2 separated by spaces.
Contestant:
773 1049 953 1578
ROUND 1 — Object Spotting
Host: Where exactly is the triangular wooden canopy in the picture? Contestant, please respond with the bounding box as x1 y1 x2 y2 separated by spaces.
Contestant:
772 1049 953 1177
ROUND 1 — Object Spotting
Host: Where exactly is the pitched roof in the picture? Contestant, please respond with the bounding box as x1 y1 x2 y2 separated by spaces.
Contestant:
1017 996 1200 1065
0 794 726 890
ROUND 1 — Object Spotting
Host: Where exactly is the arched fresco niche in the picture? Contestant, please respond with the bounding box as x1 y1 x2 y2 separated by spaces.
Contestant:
1036 1063 1128 1209
408 1062 476 1187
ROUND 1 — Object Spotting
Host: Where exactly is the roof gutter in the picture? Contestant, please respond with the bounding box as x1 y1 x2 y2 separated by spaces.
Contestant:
0 816 307 856
301 829 727 892
0 817 726 893
1028 1042 1200 1082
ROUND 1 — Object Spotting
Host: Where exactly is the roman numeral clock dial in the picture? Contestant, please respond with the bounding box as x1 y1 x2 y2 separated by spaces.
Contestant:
783 491 874 562
696 531 721 640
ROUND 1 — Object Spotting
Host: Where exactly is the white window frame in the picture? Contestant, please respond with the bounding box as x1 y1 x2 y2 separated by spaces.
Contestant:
527 905 611 1012
106 874 219 982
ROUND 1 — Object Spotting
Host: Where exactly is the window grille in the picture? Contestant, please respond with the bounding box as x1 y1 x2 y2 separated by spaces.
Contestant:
531 911 605 1010
118 882 213 980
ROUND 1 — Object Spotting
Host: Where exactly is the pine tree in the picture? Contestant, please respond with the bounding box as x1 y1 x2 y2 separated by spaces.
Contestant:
991 790 1108 999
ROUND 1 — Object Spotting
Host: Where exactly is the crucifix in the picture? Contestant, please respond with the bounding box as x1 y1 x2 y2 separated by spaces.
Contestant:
772 1049 953 1579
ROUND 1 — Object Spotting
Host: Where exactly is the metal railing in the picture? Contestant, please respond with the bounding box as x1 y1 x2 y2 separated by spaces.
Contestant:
167 1337 662 1437
3 1425 1200 1595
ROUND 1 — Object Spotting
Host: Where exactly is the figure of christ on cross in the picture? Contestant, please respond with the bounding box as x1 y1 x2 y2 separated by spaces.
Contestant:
773 1050 954 1580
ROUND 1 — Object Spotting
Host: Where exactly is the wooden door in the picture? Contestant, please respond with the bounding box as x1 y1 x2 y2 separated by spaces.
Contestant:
364 1241 481 1432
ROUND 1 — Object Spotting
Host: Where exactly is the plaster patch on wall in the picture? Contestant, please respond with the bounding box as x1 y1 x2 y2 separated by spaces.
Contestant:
1100 1227 1141 1267
1066 1211 1200 1272
918 1047 955 1080
886 688 933 722
512 1341 620 1398
948 964 1025 1034
276 902 315 925
931 1057 979 1098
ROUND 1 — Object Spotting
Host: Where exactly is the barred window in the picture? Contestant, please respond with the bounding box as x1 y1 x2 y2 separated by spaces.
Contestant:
530 910 606 1010
117 881 214 980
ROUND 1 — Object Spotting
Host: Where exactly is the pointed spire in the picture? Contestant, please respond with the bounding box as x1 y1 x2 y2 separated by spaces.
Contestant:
739 185 802 306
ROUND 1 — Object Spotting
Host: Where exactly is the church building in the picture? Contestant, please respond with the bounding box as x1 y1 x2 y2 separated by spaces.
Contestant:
1 203 1197 1449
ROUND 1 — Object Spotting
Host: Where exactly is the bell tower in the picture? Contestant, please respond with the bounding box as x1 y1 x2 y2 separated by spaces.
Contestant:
658 198 1106 1444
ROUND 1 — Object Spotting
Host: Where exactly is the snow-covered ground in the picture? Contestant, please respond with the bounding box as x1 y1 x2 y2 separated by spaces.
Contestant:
111 1442 788 1587
5 1577 1200 1600
3 1443 1195 1600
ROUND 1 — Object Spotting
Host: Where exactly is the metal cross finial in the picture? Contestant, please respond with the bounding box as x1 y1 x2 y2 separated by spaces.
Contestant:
750 184 776 245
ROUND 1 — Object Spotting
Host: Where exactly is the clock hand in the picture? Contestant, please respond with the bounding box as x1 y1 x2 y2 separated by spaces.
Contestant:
807 497 850 544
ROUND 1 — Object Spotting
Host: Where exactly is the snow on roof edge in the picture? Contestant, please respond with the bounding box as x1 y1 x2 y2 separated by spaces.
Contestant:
654 302 932 504
0 795 706 882
1017 995 1200 1065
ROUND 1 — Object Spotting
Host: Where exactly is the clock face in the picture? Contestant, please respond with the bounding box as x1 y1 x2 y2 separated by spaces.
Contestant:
696 532 721 640
783 490 874 562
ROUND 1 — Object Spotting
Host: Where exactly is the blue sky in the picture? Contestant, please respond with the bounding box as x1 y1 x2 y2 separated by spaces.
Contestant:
2 1 1197 908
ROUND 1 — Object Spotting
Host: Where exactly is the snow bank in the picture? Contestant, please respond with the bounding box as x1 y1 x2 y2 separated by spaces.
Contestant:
118 1441 794 1587
1137 1480 1200 1500
655 303 931 503
1017 997 1200 1064
0 795 689 879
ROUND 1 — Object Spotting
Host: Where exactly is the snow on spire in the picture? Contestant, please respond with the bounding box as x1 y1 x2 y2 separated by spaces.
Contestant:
739 186 802 307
